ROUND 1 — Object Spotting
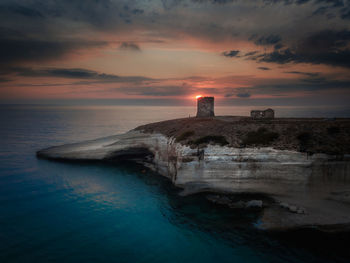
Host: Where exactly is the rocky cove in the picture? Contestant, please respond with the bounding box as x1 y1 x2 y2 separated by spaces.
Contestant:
36 116 350 231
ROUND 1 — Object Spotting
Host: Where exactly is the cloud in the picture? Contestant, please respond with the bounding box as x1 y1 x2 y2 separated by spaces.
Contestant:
316 0 344 8
0 0 145 68
118 84 190 96
245 51 259 56
192 0 235 4
0 0 349 68
224 87 252 98
248 78 350 95
274 43 284 50
0 8 108 66
9 67 153 83
0 77 11 83
341 7 350 19
0 37 106 66
236 92 251 98
284 71 319 77
312 6 328 16
0 3 44 18
117 83 221 97
222 50 240 57
1 0 350 106
255 30 350 68
119 42 141 51
254 34 281 46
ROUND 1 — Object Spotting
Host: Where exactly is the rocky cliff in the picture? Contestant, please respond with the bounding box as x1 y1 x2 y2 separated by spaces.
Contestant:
37 117 350 231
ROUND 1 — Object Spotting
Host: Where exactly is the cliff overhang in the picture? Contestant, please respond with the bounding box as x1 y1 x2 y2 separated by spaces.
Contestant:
36 116 350 231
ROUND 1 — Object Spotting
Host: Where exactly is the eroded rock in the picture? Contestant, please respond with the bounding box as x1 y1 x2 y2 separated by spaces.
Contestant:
246 200 263 208
279 202 306 214
36 128 350 230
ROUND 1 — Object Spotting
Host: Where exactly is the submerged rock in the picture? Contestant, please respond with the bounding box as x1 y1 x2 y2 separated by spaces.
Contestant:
207 195 264 209
206 195 232 205
229 201 246 209
246 200 263 208
279 202 306 214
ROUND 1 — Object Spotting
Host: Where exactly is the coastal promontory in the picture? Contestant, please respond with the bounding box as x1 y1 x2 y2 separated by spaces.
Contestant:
37 113 350 231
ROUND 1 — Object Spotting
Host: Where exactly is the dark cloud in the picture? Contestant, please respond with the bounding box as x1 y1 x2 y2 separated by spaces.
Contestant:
0 77 11 83
0 0 121 67
222 50 240 57
296 0 311 4
256 30 350 68
285 71 319 77
192 0 234 3
312 6 328 15
119 42 141 51
258 49 295 64
0 3 44 18
245 51 259 56
258 67 271 70
217 73 350 100
341 7 350 19
118 85 189 96
236 92 251 98
119 83 224 97
316 0 344 8
310 1 347 19
0 0 150 64
0 37 106 66
262 0 343 6
161 0 184 10
274 43 284 50
265 0 311 4
0 0 125 28
248 78 350 95
254 34 281 46
8 67 152 83
224 87 252 98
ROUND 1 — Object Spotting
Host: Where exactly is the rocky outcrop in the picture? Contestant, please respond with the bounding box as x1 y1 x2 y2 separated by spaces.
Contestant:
37 129 350 231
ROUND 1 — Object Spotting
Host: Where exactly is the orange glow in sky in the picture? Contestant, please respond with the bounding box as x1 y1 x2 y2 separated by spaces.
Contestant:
196 95 202 99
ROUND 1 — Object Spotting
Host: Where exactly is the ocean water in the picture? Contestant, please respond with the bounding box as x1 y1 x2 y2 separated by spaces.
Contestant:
0 105 350 263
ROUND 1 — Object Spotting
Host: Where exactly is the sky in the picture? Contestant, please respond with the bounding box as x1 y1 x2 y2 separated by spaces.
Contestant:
0 0 350 106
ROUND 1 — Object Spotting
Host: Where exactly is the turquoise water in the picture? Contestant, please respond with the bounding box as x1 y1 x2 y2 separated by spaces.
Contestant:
1 105 350 263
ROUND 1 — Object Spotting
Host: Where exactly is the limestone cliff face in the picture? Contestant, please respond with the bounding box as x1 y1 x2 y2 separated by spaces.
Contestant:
37 130 350 230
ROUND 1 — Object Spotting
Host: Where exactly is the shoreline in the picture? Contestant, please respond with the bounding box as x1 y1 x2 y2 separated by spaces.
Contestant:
36 116 350 231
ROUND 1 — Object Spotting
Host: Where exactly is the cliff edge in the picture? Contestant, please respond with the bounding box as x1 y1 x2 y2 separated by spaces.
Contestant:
37 116 350 231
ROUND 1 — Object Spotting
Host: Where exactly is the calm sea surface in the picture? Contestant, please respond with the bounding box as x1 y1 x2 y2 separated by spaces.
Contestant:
1 105 350 263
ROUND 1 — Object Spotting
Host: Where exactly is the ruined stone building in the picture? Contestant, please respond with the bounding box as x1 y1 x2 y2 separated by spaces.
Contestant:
196 96 215 117
250 108 275 119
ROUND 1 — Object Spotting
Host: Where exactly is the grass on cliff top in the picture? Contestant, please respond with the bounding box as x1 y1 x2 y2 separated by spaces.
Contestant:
242 127 279 146
175 130 195 142
190 135 229 146
136 117 350 154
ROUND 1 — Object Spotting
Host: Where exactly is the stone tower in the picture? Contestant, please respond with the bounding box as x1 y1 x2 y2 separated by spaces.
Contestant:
250 108 275 119
196 96 215 117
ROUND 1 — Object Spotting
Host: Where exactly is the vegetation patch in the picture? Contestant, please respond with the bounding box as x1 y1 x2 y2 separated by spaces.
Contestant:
327 126 340 135
242 127 279 146
175 130 195 142
297 132 312 153
192 135 229 146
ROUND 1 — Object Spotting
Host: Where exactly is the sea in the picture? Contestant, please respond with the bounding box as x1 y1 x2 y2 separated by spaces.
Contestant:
1 104 350 263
